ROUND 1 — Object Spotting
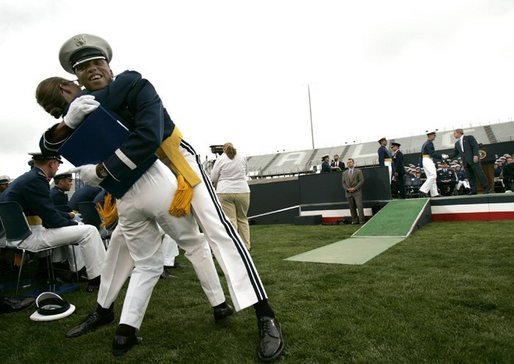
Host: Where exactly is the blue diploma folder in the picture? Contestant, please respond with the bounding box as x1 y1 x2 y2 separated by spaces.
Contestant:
58 106 129 166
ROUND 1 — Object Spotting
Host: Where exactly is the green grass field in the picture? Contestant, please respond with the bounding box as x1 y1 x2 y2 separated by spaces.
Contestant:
1 221 513 363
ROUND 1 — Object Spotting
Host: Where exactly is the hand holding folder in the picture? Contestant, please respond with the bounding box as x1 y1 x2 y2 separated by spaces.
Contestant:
58 106 129 166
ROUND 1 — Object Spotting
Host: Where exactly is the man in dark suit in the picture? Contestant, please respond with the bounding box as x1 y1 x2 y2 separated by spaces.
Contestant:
447 129 490 194
342 158 365 224
330 154 346 171
391 142 406 199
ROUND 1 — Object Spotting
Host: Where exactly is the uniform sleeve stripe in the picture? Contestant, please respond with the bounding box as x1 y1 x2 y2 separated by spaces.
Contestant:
115 149 137 170
43 135 65 151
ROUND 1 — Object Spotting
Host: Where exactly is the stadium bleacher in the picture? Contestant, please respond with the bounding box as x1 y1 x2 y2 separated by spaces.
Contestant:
245 121 514 178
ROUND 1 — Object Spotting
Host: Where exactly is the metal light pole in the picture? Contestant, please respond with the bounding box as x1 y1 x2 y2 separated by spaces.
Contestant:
308 84 315 149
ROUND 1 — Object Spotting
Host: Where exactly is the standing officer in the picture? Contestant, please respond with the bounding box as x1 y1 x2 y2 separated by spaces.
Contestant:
391 142 406 199
377 137 392 182
321 154 332 173
419 130 444 198
447 128 490 194
0 152 106 291
40 34 283 361
502 155 514 191
342 158 365 224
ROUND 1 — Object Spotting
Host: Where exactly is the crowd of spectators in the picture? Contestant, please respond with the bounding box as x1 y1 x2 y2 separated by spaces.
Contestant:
402 152 513 197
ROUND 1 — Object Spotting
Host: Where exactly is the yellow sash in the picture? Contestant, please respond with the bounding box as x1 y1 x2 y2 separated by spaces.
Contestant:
156 127 201 217
96 194 118 228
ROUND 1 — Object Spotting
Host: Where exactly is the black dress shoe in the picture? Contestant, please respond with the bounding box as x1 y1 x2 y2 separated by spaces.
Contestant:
213 303 234 323
160 269 172 279
86 283 99 293
112 333 142 356
66 311 115 338
0 297 35 314
257 316 284 362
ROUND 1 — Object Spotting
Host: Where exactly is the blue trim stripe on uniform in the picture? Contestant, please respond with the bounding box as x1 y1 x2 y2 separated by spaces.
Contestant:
180 140 267 301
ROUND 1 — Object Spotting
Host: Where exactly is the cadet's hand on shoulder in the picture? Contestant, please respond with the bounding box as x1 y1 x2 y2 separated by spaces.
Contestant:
473 155 479 163
63 95 100 129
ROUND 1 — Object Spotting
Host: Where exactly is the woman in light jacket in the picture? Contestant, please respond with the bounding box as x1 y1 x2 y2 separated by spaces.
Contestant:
210 143 251 250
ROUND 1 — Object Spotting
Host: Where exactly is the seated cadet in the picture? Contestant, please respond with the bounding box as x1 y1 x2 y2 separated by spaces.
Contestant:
0 152 106 292
454 164 470 194
436 161 457 196
0 175 10 195
51 172 73 211
403 168 422 196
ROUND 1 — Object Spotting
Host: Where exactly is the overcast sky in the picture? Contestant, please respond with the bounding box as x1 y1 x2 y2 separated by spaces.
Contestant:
1 0 514 179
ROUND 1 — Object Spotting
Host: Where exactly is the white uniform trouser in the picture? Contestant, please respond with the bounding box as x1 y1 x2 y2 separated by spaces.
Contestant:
19 224 105 280
160 229 179 267
181 140 267 311
420 157 439 196
97 161 225 329
456 180 470 191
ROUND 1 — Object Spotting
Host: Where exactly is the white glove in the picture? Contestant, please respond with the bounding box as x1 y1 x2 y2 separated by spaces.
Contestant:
441 154 449 159
63 95 100 129
69 164 104 186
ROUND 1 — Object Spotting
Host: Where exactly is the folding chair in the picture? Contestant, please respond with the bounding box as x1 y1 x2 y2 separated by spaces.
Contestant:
77 202 102 228
0 201 79 296
77 201 111 248
0 219 5 246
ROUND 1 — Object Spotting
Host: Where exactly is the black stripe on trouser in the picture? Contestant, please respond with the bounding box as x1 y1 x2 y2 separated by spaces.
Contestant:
180 139 267 301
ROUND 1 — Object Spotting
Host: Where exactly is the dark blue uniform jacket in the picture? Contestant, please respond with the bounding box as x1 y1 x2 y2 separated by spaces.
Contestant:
41 71 176 198
0 168 76 228
377 146 391 167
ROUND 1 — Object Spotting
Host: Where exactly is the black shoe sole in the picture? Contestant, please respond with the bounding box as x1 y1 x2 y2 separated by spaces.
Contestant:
112 336 142 356
214 306 234 323
65 314 115 338
258 340 284 362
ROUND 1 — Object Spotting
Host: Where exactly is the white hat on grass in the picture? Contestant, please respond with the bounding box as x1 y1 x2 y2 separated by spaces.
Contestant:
30 292 75 321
